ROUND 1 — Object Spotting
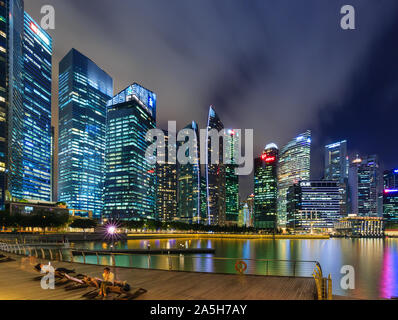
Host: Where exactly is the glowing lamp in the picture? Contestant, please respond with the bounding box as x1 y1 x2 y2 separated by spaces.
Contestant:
107 226 117 235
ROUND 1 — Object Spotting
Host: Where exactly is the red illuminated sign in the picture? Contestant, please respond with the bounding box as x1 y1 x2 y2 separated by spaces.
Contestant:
261 154 276 163
30 22 38 34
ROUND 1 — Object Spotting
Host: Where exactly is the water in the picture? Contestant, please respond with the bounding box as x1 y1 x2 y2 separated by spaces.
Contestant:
72 237 398 300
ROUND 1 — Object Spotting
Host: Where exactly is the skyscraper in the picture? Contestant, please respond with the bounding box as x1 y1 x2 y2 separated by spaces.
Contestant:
277 131 311 226
384 169 398 189
177 122 201 224
383 169 398 224
21 13 52 201
225 129 239 226
156 130 177 222
0 1 53 207
58 49 113 217
254 143 279 229
325 140 348 183
0 0 24 208
287 180 346 231
206 106 226 226
103 84 156 220
348 155 383 217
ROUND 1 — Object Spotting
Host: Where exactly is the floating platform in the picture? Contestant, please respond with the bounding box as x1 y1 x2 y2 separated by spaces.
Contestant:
71 248 216 255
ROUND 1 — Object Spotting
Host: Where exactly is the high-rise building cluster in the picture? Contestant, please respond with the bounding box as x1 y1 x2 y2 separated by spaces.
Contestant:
0 0 396 231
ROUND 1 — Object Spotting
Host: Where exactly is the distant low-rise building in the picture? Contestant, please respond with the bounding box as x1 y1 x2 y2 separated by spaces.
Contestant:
334 215 385 237
6 200 69 216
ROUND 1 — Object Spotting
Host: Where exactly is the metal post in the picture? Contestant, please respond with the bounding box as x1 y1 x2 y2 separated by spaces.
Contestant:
96 252 100 265
168 253 172 271
49 249 53 261
70 250 74 263
293 261 296 277
111 253 115 266
59 250 63 262
129 255 133 268
82 252 86 264
41 248 45 259
266 261 269 276
328 274 333 300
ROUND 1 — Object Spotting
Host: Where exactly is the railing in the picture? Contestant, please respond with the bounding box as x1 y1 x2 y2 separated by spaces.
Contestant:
0 242 320 279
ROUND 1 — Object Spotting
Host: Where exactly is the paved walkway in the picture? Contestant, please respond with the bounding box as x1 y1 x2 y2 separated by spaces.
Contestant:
0 254 316 300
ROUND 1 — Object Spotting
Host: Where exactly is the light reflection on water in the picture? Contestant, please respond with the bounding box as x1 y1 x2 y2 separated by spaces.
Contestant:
72 238 398 300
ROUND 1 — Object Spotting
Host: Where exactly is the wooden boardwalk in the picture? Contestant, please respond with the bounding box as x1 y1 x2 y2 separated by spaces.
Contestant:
0 254 316 300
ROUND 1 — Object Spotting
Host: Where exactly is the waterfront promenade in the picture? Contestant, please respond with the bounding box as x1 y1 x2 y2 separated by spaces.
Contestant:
0 254 317 300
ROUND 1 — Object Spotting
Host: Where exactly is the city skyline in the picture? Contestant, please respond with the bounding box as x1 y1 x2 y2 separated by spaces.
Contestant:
23 0 398 198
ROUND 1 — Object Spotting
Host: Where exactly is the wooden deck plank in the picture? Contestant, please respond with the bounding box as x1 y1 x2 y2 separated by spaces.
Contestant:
0 254 316 300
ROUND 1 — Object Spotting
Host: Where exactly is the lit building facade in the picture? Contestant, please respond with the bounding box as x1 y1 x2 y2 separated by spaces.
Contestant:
384 169 398 189
254 143 279 229
177 122 201 224
58 49 113 217
334 216 384 237
206 106 226 226
0 2 53 208
277 131 311 226
348 155 383 217
21 13 52 201
287 180 346 231
325 140 349 183
383 169 398 223
0 0 25 208
225 129 239 226
103 85 156 220
384 189 398 224
156 130 177 222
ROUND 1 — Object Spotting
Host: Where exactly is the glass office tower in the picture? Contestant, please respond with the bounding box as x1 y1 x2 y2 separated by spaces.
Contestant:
277 131 311 226
384 169 398 189
225 129 239 226
287 181 345 231
177 122 201 224
58 49 113 217
254 143 279 230
21 13 52 201
156 130 177 222
348 155 383 217
0 0 24 207
103 85 156 220
384 189 398 224
206 106 226 226
325 140 348 183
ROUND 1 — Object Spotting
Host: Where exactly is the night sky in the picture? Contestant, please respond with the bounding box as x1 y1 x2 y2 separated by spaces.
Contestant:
25 0 398 199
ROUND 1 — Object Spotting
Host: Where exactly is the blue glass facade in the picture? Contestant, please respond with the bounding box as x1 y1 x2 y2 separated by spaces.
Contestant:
58 49 113 217
2 0 24 206
287 181 345 230
22 13 52 201
177 122 201 224
206 106 226 226
104 86 156 220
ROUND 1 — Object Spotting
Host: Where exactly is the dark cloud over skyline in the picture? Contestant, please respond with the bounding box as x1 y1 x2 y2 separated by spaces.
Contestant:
25 0 398 198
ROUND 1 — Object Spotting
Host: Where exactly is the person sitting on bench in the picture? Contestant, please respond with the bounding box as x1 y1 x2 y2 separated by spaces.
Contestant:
99 267 114 298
